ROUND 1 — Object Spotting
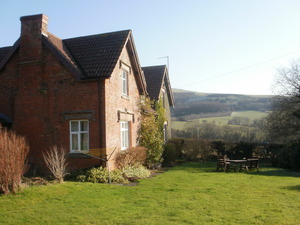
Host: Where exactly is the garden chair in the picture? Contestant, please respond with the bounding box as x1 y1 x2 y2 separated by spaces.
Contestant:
248 158 259 171
217 158 231 172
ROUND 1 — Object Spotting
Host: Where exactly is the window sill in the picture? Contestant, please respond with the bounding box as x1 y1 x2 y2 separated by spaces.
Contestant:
121 95 130 100
67 153 92 158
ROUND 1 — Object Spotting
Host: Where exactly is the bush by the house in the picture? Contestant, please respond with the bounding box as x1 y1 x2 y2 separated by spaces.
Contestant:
115 147 147 169
0 130 29 194
75 165 151 183
85 167 126 183
43 145 68 183
22 177 49 186
122 165 151 181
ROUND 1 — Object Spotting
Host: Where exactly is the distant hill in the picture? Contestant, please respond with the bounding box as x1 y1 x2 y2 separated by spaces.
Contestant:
171 88 272 121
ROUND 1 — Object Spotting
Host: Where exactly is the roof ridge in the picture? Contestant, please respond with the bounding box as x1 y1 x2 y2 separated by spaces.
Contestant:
0 46 13 50
142 65 166 68
63 29 131 41
0 39 20 71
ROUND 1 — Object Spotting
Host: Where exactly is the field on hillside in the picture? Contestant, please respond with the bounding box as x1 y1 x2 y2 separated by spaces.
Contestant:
172 111 268 130
1 162 299 225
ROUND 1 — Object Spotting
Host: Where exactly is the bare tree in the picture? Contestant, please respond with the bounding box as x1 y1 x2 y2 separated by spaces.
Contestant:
266 60 300 142
43 146 68 183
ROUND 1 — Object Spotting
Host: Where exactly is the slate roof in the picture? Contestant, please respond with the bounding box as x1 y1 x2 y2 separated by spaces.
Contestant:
0 30 132 80
143 65 165 101
0 14 146 93
63 30 130 79
142 65 174 106
0 46 12 62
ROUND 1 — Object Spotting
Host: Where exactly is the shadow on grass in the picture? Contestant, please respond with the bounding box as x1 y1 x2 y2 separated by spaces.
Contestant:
281 185 300 192
169 162 300 178
245 168 300 178
168 161 219 173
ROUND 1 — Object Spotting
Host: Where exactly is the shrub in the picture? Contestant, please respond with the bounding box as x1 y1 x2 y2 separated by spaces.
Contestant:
22 177 49 186
181 139 214 161
76 175 87 182
139 97 165 168
115 147 147 169
265 141 300 171
0 130 29 194
122 165 151 181
86 167 126 183
212 141 227 157
43 146 68 183
162 143 178 166
168 138 185 161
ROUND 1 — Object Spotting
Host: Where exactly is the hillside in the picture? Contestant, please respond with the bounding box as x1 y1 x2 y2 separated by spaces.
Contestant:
172 89 272 121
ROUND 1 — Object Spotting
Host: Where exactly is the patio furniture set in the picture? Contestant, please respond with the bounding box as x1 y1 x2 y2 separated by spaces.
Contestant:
217 158 259 172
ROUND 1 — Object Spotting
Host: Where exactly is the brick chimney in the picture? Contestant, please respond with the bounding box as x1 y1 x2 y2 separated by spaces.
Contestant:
20 14 48 62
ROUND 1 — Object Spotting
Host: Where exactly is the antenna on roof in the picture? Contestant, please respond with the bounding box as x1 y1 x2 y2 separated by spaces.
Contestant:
157 56 169 70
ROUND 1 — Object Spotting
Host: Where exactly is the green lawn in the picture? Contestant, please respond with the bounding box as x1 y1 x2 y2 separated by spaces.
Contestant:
1 162 300 225
172 111 268 130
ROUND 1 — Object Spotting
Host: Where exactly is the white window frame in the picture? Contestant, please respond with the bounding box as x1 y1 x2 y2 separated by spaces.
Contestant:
120 121 130 150
121 70 128 96
121 63 130 96
69 120 89 153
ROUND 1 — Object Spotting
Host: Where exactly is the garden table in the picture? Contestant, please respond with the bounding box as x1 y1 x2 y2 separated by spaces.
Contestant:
226 159 248 172
246 158 259 171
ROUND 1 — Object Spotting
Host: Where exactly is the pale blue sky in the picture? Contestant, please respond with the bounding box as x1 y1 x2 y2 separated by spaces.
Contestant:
2 0 300 95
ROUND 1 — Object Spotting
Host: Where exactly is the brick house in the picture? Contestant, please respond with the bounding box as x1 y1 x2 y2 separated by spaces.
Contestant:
142 65 174 141
0 14 149 172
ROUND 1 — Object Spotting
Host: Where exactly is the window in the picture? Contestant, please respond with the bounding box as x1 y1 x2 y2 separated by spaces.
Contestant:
70 120 89 152
121 70 128 96
120 121 130 150
163 123 168 143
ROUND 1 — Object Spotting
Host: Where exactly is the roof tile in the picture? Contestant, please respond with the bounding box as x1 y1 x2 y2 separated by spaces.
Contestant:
63 30 131 78
0 47 12 63
142 65 166 100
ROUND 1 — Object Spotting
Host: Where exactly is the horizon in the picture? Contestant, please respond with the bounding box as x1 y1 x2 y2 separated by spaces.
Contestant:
1 0 300 95
172 88 274 97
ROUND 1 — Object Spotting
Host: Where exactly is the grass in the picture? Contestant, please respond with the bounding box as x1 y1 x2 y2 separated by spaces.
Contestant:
1 162 300 224
172 110 268 130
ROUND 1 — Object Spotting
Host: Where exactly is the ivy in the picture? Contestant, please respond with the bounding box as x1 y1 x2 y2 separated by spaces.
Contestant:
139 97 166 167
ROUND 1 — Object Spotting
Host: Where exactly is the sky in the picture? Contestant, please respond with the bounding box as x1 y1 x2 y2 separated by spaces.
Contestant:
1 0 300 95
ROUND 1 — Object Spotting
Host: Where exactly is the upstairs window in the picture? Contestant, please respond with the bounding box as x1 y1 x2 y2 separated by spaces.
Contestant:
120 62 131 97
121 70 128 96
70 120 89 153
120 121 130 150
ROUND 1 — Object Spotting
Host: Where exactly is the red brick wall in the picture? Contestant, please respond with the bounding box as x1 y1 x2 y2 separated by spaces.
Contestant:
0 15 144 173
15 45 102 171
0 51 19 120
104 44 142 169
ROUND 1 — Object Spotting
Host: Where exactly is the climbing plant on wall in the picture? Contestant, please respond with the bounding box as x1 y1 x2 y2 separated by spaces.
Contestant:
139 97 166 168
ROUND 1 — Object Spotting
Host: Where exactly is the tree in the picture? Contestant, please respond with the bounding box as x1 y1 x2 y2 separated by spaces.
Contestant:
265 60 300 142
